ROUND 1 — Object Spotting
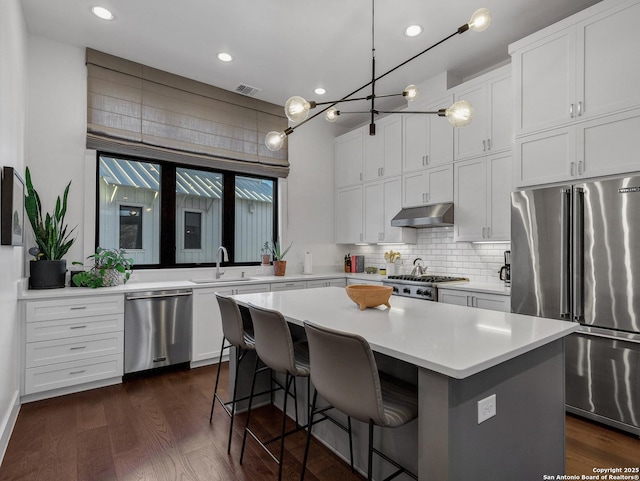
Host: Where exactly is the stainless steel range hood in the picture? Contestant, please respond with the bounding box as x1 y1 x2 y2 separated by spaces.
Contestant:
390 203 454 227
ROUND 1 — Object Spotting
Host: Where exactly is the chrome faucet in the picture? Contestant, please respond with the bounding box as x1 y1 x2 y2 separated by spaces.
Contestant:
216 246 229 279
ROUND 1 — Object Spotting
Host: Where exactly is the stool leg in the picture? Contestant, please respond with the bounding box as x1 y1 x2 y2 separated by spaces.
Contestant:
348 416 354 472
300 389 318 481
209 338 227 422
278 374 293 481
367 421 374 481
227 347 243 454
240 354 260 465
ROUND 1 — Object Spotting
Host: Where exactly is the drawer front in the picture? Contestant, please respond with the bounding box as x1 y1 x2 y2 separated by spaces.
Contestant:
25 296 124 322
24 354 123 395
270 281 306 291
26 313 124 342
25 332 124 368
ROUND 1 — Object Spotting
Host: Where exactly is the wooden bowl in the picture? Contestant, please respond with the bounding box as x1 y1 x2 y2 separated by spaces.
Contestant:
345 285 392 310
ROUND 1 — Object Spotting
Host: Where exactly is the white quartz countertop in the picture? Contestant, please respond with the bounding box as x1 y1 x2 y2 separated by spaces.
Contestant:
231 286 576 379
17 272 354 300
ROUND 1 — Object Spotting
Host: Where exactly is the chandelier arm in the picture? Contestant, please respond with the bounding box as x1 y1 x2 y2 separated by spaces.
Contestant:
378 110 441 115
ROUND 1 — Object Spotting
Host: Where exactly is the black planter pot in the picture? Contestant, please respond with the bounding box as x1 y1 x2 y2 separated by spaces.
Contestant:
29 260 67 289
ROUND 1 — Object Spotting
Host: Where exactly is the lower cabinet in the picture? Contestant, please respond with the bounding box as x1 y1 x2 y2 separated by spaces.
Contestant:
23 295 124 397
346 278 383 286
271 281 306 291
192 283 270 365
438 288 511 312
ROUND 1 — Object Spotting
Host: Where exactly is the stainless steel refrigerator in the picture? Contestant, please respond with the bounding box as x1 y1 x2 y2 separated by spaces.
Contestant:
511 176 640 436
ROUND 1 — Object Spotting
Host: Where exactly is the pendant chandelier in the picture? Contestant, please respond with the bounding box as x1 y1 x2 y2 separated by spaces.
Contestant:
265 1 492 151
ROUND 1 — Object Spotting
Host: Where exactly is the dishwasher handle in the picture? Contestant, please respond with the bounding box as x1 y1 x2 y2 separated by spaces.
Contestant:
126 291 192 301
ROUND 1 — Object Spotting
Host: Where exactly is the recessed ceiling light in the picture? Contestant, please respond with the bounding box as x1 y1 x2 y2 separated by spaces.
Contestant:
91 6 114 20
217 52 234 62
314 87 326 95
404 25 423 37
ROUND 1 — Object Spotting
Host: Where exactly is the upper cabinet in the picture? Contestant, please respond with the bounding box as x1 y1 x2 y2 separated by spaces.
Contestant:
510 0 640 187
335 128 365 188
454 66 512 161
511 0 640 136
364 116 403 181
402 95 454 172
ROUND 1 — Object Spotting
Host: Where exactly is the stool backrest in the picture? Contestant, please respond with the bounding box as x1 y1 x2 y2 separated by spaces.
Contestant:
303 321 385 425
248 303 297 374
216 294 250 348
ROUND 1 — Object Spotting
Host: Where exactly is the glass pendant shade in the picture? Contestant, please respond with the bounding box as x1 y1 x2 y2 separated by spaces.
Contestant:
403 85 420 102
285 96 311 123
468 8 491 32
325 107 339 122
265 131 286 151
445 100 474 127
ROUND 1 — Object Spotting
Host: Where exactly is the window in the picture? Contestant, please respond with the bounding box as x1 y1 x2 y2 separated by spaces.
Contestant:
97 154 277 267
119 206 142 249
184 211 202 250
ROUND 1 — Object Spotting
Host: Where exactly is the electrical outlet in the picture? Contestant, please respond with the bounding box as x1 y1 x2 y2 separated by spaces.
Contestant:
477 394 496 424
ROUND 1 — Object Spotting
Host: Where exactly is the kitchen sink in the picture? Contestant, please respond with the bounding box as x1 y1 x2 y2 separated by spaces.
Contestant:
189 277 256 284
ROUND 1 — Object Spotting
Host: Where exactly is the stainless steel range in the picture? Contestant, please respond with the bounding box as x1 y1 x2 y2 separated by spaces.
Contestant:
382 275 468 301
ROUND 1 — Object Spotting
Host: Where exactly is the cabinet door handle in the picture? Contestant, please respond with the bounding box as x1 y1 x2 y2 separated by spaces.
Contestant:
482 227 486 238
426 192 430 202
578 161 583 175
422 193 426 203
69 370 86 375
70 346 87 351
570 103 574 118
487 139 491 151
70 306 87 310
360 172 363 181
577 101 583 117
425 155 429 165
70 325 87 330
487 227 491 238
422 155 426 166
570 162 576 176
482 140 486 151
381 167 384 176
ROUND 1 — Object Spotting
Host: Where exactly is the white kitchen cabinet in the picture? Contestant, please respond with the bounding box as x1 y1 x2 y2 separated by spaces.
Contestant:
306 278 347 289
402 164 453 208
364 116 402 181
346 278 382 286
454 66 512 161
23 295 124 397
402 95 454 173
335 127 365 188
510 0 640 136
363 176 416 244
438 288 510 312
514 108 640 187
335 184 363 244
192 283 270 365
454 152 512 242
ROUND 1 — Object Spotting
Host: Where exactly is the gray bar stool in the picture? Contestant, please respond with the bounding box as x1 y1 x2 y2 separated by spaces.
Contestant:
210 294 267 453
240 303 311 481
301 321 418 481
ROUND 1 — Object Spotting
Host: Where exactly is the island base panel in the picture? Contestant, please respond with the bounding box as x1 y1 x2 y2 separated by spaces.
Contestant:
419 339 565 481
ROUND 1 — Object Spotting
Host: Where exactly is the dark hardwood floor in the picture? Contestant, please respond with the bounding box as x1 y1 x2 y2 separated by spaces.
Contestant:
1 363 638 481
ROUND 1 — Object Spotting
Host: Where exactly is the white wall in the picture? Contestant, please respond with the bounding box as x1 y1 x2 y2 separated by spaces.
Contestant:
282 121 345 273
0 0 28 461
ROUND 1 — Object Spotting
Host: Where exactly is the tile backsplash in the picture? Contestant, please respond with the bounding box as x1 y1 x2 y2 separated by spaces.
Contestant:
346 227 510 285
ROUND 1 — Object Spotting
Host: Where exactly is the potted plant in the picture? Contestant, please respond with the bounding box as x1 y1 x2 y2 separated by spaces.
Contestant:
72 247 134 288
269 240 292 276
260 241 271 265
25 167 76 289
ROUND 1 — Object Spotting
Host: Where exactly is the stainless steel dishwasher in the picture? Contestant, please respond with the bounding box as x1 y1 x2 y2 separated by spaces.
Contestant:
124 289 193 374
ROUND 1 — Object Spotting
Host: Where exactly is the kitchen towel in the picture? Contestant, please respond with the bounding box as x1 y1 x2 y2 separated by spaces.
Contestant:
303 252 313 274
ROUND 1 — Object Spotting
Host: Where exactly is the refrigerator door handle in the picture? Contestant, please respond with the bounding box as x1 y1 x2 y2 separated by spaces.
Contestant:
573 187 585 322
560 188 572 319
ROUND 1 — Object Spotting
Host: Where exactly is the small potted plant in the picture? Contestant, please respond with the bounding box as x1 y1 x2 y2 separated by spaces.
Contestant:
260 241 271 265
24 167 76 289
72 247 134 288
270 240 292 276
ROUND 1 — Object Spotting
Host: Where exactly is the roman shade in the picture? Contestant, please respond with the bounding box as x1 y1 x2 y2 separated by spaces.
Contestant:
86 49 289 178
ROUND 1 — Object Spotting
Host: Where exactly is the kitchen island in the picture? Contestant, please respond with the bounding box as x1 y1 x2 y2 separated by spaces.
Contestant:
231 286 577 481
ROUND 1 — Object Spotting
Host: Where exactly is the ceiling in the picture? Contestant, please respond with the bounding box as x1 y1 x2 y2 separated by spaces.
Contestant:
20 0 601 126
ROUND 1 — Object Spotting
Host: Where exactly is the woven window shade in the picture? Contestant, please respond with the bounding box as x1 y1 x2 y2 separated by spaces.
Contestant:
86 49 289 178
